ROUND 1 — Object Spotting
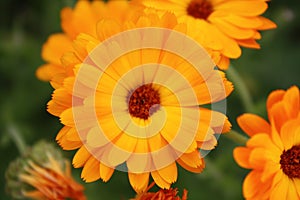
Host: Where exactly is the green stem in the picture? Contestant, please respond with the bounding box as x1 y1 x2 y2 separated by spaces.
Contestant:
7 124 27 155
227 66 254 112
224 130 248 145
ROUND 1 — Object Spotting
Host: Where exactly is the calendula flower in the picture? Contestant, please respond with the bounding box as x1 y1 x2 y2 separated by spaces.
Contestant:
131 182 188 200
136 0 277 69
234 86 300 199
48 11 233 192
36 0 136 88
5 141 85 200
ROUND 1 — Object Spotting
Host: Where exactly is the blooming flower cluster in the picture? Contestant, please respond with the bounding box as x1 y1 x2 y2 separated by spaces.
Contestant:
9 0 299 199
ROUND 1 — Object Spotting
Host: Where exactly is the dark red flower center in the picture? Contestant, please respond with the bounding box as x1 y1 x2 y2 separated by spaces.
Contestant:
280 145 300 179
187 0 213 20
128 84 160 120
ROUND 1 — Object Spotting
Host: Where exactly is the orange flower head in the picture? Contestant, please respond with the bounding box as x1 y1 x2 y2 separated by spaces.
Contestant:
5 141 85 200
131 182 188 200
20 156 86 200
234 86 300 199
46 10 233 192
135 0 277 69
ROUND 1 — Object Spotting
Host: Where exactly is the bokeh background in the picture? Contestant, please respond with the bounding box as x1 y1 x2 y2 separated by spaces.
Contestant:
0 0 299 199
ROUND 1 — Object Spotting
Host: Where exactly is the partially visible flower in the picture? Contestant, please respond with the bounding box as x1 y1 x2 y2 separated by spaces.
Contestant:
136 0 277 69
131 182 188 200
36 0 138 88
5 141 85 200
233 86 300 199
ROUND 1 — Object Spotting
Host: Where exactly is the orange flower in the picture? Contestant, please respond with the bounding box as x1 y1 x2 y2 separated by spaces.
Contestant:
36 0 135 88
20 155 86 200
234 86 300 199
131 182 188 200
135 0 277 69
5 141 85 200
48 11 232 192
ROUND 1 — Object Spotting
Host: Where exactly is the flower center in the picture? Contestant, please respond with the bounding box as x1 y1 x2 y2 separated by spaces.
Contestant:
186 0 213 20
280 145 300 179
128 84 160 120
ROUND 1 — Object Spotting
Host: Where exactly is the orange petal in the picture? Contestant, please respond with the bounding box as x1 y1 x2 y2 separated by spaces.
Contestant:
237 38 260 49
73 146 91 168
293 178 300 198
214 1 268 16
261 160 280 182
248 148 268 169
283 86 300 119
52 88 72 108
128 172 149 193
99 163 114 182
210 17 256 40
157 162 177 184
270 172 289 200
287 178 299 200
56 127 82 150
81 157 100 183
57 139 82 151
270 121 284 151
222 14 263 29
269 102 289 133
217 55 230 70
237 113 271 137
257 16 277 30
61 1 102 38
36 64 64 81
60 108 75 126
178 151 203 168
243 170 262 199
41 33 72 64
64 127 81 142
197 134 218 150
233 147 252 169
176 157 204 173
50 73 66 89
266 89 285 114
199 108 231 134
96 19 122 42
47 100 68 117
280 118 300 150
213 26 242 58
151 171 170 189
247 133 281 157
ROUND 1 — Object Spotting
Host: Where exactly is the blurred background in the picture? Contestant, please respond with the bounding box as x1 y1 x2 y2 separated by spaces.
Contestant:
0 0 299 199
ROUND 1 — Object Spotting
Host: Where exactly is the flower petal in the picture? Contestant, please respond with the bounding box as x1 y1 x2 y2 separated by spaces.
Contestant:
128 172 149 193
177 151 203 168
280 118 300 150
270 172 289 200
99 163 114 182
81 157 100 182
237 114 271 137
243 170 262 199
176 157 204 173
267 89 285 115
214 1 268 16
233 147 252 169
157 162 177 184
283 86 300 119
151 171 171 189
73 146 91 168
